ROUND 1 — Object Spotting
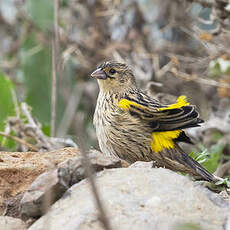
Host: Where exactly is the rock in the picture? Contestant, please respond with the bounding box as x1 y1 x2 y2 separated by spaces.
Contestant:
20 169 65 218
226 214 230 230
2 193 24 218
0 147 80 206
203 188 230 208
0 216 27 230
57 149 121 188
129 161 153 168
28 167 229 230
20 150 121 217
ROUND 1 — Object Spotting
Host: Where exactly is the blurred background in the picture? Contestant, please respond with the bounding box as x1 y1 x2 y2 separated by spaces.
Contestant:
0 0 230 178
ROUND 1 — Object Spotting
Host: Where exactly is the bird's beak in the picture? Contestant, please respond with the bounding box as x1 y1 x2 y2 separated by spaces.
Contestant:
91 68 107 80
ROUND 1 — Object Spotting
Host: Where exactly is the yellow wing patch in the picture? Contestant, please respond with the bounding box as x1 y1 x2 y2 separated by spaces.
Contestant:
118 99 146 111
118 96 187 153
151 130 181 153
153 96 188 152
158 96 189 111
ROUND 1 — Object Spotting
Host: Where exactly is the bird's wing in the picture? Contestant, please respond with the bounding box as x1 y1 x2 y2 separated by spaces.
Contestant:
118 93 203 131
118 93 204 153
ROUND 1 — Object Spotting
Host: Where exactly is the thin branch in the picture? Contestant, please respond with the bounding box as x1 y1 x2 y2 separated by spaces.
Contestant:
0 131 39 151
170 67 230 89
21 103 36 127
21 103 54 149
81 149 113 230
51 39 57 137
57 83 83 137
214 161 230 178
77 134 112 230
54 0 59 51
51 0 59 137
155 61 173 79
43 3 60 229
50 137 78 147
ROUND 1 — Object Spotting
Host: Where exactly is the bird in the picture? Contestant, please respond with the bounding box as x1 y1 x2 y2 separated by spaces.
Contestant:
91 61 218 183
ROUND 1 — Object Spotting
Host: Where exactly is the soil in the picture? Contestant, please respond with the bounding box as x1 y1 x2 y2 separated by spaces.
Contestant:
0 147 80 216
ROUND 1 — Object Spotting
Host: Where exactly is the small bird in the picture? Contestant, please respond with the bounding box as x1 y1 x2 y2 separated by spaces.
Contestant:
91 61 218 182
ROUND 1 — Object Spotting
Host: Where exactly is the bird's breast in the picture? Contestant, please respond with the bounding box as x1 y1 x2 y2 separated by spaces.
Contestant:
93 93 120 158
93 92 153 162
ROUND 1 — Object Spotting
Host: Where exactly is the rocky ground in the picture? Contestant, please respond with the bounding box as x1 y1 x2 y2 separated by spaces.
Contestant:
0 148 80 217
0 148 229 230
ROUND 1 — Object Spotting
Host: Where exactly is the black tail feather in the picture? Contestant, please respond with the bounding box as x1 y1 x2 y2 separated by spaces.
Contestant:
159 144 218 183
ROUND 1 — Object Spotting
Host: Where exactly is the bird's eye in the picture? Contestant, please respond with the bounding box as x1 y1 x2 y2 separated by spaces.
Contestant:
109 68 116 75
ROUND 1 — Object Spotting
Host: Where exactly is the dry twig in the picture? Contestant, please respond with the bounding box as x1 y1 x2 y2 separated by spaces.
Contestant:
0 131 39 151
80 148 113 230
57 83 83 137
51 0 59 137
171 67 230 89
215 161 230 178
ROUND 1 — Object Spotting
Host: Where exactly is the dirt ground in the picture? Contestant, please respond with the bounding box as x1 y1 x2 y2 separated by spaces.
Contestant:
0 148 80 216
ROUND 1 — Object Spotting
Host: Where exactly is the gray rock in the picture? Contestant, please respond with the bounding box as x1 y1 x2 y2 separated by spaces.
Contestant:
226 214 230 230
28 167 229 230
0 216 27 230
129 161 153 168
20 150 121 217
57 149 121 188
20 169 65 218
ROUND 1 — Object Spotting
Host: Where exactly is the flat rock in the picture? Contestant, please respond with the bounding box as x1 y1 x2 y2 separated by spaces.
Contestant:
0 147 80 207
29 167 229 230
20 150 121 217
0 216 27 230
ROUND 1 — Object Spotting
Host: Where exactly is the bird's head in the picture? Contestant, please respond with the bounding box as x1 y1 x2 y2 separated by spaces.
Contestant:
91 61 136 93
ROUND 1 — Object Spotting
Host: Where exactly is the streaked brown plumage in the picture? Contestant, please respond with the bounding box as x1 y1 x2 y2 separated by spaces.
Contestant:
91 61 218 182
